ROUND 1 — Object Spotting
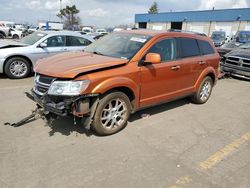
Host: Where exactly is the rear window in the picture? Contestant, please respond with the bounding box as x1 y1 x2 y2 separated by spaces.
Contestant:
67 36 92 46
177 38 200 58
198 40 215 55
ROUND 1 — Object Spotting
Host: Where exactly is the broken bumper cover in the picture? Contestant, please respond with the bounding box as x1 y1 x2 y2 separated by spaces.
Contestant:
26 90 68 116
26 90 99 117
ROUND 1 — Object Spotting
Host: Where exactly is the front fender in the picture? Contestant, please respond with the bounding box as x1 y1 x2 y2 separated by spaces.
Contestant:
194 67 218 91
91 77 140 109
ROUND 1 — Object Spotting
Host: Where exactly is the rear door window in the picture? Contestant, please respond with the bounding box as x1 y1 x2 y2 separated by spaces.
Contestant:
67 36 92 46
198 40 215 55
176 38 200 58
147 38 176 62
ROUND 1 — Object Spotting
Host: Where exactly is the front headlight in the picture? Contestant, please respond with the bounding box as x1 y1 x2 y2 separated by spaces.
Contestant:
48 80 90 96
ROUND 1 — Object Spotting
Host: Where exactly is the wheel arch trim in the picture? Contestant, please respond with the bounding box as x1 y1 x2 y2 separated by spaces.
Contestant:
91 77 140 111
3 55 33 74
194 67 217 91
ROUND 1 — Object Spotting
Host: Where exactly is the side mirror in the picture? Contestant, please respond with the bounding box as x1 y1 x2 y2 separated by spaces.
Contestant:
39 42 47 48
144 53 161 64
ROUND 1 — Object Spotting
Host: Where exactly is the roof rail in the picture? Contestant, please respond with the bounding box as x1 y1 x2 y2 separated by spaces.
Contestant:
167 29 207 37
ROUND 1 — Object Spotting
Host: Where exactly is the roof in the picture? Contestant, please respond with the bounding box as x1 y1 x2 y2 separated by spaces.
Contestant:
37 30 95 41
41 30 79 35
135 8 250 23
117 30 210 41
119 29 167 36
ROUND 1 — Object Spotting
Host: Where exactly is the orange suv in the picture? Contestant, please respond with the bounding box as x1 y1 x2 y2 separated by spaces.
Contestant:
29 30 220 135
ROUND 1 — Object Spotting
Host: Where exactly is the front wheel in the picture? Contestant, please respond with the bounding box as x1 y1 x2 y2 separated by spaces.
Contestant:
191 76 213 104
4 57 31 79
0 33 5 39
92 92 131 136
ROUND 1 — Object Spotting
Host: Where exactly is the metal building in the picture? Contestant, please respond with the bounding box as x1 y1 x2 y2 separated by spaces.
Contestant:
135 8 250 36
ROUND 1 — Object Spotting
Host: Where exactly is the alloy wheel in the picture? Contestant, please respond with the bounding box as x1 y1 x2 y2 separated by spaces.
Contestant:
199 81 212 102
100 98 128 130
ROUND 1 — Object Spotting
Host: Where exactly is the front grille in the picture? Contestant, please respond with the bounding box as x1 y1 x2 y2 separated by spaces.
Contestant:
34 74 55 95
38 75 54 85
36 84 49 93
225 56 250 71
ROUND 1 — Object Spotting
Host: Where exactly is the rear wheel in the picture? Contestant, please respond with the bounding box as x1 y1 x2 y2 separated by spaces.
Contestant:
92 92 131 136
12 34 19 39
4 57 31 79
191 76 213 104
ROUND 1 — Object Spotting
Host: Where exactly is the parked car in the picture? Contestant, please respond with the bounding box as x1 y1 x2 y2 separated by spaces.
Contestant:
217 40 242 57
113 28 124 32
29 30 220 135
234 31 250 43
0 31 94 79
0 26 10 39
14 24 27 31
28 26 39 34
82 27 93 34
211 31 226 47
221 42 250 80
10 28 23 39
95 29 108 35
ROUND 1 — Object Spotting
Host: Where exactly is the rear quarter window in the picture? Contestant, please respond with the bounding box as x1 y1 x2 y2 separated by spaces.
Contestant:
176 38 200 58
198 40 215 55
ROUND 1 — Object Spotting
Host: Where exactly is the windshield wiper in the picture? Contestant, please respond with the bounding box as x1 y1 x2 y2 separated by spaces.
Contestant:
93 51 104 56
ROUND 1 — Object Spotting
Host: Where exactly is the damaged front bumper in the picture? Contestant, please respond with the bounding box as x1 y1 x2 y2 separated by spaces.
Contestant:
27 89 99 118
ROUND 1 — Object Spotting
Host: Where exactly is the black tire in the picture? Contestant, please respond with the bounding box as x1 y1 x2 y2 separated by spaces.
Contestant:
191 76 213 104
4 57 31 79
92 91 131 136
12 34 19 39
0 33 5 39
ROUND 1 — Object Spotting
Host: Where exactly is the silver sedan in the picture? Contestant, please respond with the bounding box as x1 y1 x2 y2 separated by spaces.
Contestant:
0 31 94 79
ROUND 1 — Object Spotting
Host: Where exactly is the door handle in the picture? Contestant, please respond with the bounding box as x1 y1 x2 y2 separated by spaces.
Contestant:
171 65 181 70
199 61 206 65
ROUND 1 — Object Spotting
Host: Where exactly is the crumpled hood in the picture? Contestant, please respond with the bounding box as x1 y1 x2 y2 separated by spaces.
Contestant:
35 51 129 78
225 48 250 59
0 39 27 49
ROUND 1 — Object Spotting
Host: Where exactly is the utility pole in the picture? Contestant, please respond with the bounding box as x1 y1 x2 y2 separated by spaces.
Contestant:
60 0 62 11
60 0 62 23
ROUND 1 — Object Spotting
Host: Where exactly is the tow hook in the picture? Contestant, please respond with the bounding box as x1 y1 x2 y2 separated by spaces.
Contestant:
4 107 48 127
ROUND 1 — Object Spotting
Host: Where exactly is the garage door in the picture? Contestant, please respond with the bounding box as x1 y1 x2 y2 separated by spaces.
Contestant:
152 25 163 30
190 23 204 33
215 22 232 36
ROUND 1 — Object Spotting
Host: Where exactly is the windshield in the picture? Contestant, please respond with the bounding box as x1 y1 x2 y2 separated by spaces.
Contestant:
211 33 225 40
19 32 47 45
239 33 250 39
84 33 151 59
239 42 250 49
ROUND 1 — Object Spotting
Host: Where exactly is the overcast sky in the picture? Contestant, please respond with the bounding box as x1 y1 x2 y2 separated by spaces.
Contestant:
0 0 249 27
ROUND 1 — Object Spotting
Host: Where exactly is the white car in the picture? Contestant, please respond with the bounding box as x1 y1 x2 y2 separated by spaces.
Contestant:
95 29 108 35
82 27 93 34
0 31 94 79
10 28 23 39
